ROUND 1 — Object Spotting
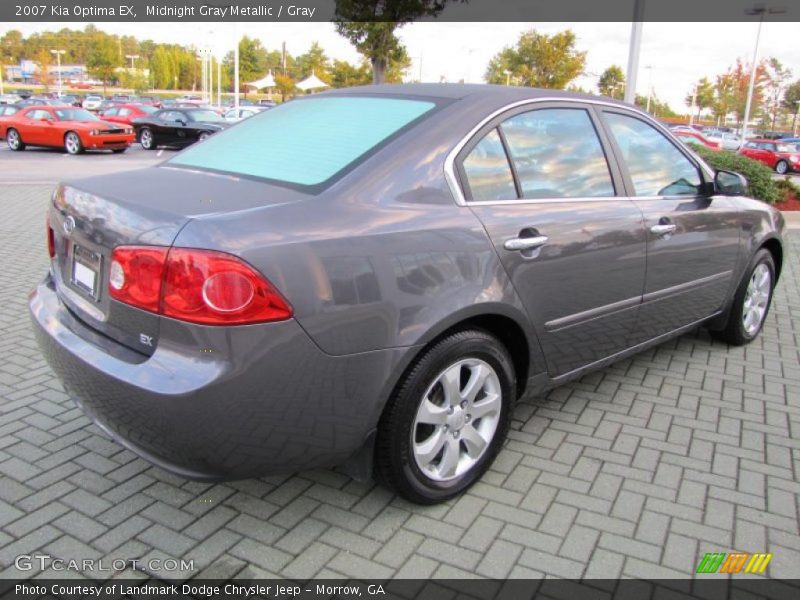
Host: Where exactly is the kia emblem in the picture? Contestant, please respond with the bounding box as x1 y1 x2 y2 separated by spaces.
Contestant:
63 216 76 235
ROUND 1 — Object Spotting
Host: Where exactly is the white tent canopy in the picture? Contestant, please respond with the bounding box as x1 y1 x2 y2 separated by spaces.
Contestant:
296 72 328 91
245 71 276 89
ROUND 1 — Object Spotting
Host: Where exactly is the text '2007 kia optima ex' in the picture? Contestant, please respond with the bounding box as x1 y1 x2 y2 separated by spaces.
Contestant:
30 84 784 504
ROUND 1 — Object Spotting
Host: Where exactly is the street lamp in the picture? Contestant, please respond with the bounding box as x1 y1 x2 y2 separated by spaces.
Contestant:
645 65 654 113
50 49 65 96
741 4 787 142
125 54 139 70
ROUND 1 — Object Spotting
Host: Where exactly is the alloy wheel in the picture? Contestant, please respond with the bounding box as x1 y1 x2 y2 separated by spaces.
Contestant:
411 358 502 482
65 133 81 154
775 161 788 175
141 129 153 149
742 263 771 336
7 130 19 150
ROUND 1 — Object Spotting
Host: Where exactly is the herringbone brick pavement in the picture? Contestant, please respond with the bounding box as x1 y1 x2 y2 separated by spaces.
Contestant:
1 185 797 579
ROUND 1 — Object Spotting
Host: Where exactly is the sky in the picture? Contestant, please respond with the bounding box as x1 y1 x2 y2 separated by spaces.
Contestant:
4 21 800 112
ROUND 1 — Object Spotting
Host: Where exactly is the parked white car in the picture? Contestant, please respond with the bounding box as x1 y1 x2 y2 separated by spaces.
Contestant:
0 93 22 105
705 132 742 151
223 106 267 122
81 95 104 111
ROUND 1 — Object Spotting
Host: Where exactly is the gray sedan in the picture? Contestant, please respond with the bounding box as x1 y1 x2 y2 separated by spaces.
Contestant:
30 84 784 504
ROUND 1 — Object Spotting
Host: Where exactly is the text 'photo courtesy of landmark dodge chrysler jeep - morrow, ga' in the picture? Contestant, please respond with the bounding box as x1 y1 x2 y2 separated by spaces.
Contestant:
30 84 784 504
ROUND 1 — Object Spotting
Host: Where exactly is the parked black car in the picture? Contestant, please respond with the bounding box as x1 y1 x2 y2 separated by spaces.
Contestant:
132 107 230 149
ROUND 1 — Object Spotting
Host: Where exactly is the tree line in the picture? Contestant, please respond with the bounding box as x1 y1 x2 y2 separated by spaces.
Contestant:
2 19 798 130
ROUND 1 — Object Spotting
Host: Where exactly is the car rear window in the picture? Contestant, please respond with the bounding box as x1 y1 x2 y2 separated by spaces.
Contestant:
167 96 436 187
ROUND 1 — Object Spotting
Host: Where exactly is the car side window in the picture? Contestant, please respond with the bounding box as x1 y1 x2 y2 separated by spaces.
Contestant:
604 112 702 197
118 108 130 116
104 108 118 116
500 108 615 198
462 128 517 201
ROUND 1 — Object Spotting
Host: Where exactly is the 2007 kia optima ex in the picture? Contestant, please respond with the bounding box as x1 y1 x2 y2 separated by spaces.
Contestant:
30 84 784 504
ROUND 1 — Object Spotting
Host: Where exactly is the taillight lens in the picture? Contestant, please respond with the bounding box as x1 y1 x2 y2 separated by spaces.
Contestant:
47 220 55 259
109 247 168 312
108 245 292 326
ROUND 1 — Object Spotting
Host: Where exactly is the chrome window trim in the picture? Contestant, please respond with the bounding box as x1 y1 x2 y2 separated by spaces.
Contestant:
444 96 715 206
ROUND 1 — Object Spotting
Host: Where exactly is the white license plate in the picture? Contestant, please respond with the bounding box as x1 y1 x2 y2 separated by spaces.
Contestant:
72 245 101 299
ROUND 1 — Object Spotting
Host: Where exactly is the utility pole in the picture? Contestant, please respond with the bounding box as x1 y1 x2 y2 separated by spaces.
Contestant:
624 0 645 104
282 41 286 75
50 49 65 96
234 43 239 110
689 83 697 126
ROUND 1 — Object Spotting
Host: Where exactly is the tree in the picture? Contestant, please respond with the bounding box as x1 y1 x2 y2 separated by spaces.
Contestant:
295 42 331 82
32 48 53 89
330 59 372 88
684 77 715 121
598 65 625 99
334 0 460 84
762 58 792 131
86 34 121 93
274 73 296 102
485 29 586 89
783 80 800 133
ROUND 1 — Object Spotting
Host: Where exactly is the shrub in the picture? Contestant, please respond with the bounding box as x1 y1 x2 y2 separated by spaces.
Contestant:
692 145 782 204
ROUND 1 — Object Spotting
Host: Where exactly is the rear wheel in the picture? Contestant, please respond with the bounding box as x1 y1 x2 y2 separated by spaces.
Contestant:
198 132 210 142
775 160 788 175
64 131 83 155
140 127 155 150
7 128 25 151
710 249 775 345
375 329 515 504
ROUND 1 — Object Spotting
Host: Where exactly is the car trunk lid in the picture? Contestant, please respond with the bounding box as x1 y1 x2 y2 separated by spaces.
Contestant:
49 166 305 355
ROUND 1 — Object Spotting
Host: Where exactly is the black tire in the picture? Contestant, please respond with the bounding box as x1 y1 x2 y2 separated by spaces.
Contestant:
775 160 788 175
710 248 775 346
375 329 515 504
64 131 83 155
198 132 210 142
140 127 155 150
6 128 25 151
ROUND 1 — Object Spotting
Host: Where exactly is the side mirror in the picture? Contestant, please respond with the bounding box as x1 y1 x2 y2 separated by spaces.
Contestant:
715 170 747 196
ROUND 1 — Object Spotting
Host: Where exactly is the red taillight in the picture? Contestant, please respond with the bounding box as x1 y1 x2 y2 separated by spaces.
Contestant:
47 220 55 258
109 247 168 313
108 245 292 325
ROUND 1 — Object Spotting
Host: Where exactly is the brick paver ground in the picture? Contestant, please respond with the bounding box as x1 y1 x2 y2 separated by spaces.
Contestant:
1 184 798 580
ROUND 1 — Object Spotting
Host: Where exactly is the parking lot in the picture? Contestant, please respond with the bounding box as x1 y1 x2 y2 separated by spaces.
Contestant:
0 150 798 581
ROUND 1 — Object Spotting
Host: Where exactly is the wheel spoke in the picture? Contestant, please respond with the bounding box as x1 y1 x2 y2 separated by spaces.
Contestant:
437 436 461 478
461 363 491 405
439 365 462 407
471 392 501 419
417 398 448 425
414 429 447 466
461 424 487 458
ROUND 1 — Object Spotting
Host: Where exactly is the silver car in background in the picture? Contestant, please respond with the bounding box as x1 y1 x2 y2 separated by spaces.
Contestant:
30 85 784 504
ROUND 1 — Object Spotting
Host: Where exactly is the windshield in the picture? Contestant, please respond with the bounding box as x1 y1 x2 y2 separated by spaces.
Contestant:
169 96 437 187
55 108 99 121
187 109 224 123
138 105 158 114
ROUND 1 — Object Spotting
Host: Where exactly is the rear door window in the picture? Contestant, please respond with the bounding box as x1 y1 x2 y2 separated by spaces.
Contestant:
500 108 615 198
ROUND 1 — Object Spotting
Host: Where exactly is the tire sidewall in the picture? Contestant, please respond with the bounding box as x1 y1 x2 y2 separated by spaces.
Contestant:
64 132 82 155
384 331 515 503
731 249 775 342
140 128 153 149
775 161 788 174
7 129 21 150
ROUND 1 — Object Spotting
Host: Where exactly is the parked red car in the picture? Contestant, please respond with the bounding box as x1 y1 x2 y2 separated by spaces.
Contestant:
5 105 135 154
739 139 800 174
674 130 721 150
99 103 158 126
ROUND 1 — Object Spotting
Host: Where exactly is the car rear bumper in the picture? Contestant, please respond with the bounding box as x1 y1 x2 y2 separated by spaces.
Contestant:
29 274 407 479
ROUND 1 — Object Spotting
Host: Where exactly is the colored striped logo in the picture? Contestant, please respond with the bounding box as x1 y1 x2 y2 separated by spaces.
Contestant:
696 552 772 574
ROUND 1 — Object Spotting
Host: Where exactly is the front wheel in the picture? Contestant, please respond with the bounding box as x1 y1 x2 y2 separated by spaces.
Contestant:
197 132 210 142
375 329 515 504
710 249 775 345
7 128 25 151
140 127 155 150
64 131 83 155
775 160 788 175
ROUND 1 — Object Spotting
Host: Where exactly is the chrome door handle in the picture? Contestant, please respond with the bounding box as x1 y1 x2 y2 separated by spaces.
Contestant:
504 235 549 251
650 224 676 236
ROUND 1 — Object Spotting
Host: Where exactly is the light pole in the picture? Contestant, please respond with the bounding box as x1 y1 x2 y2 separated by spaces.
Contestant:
645 65 653 113
125 54 139 70
503 69 511 86
624 0 645 104
50 49 65 96
741 4 786 142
